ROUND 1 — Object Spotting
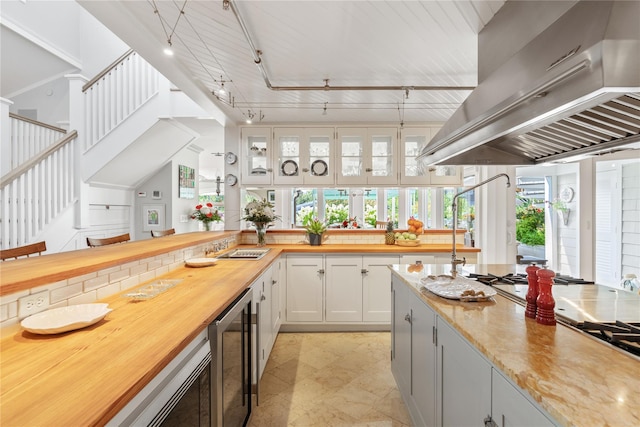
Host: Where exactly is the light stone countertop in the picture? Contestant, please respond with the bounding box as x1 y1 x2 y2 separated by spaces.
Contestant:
391 263 640 427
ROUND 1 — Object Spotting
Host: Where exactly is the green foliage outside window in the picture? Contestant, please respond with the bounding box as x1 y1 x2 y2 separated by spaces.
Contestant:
516 200 545 246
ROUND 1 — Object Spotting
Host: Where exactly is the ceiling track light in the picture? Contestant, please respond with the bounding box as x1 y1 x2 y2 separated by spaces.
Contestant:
246 110 255 124
152 0 187 56
322 102 328 115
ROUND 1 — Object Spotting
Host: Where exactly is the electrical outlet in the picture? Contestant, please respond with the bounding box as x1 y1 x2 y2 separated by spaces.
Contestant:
18 290 50 318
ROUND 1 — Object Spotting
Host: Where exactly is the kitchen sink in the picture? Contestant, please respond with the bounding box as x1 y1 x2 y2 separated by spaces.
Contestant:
216 248 271 260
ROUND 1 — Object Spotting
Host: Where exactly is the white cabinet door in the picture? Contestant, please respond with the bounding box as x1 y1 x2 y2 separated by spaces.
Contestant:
255 266 273 378
362 256 398 322
273 127 334 186
336 128 366 185
392 277 437 427
437 319 492 427
492 369 555 427
273 128 303 185
391 279 412 395
286 255 324 322
241 127 272 185
411 295 437 427
325 255 363 322
271 258 282 336
336 127 398 185
368 128 398 185
427 165 463 186
305 127 334 186
400 127 433 185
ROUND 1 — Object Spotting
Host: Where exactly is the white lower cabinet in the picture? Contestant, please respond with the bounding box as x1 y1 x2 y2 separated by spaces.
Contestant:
286 254 398 324
491 368 555 427
253 265 274 379
325 255 399 323
391 279 437 426
286 255 324 322
437 319 492 426
391 276 556 427
325 255 363 322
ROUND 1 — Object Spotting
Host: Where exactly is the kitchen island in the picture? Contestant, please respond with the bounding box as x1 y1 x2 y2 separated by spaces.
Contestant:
390 264 640 427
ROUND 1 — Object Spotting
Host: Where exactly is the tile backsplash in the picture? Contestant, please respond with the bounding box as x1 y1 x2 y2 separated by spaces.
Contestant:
0 237 236 329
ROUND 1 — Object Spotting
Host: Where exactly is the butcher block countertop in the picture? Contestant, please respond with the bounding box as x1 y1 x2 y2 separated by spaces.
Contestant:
391 264 640 427
0 234 477 426
261 243 479 254
0 249 281 427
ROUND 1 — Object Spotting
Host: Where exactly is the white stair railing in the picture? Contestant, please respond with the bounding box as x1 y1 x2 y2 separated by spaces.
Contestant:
0 131 78 249
82 49 159 150
9 113 67 171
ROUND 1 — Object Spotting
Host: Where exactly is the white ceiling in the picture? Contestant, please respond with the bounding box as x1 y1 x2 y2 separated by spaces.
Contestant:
79 0 506 126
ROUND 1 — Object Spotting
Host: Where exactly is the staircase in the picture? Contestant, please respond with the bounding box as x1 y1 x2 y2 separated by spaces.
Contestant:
0 50 188 251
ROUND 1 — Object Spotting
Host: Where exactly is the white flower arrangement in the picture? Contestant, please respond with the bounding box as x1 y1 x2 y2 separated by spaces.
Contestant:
242 198 280 224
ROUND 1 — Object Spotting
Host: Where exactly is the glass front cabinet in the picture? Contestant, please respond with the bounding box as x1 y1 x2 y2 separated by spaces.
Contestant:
400 127 462 186
336 127 398 185
273 127 334 186
241 127 272 185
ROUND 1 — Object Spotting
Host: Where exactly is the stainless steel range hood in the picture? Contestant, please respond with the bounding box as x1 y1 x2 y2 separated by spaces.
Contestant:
418 1 640 166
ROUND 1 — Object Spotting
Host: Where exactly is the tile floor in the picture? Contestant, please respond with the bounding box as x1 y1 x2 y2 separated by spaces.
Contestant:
248 332 412 427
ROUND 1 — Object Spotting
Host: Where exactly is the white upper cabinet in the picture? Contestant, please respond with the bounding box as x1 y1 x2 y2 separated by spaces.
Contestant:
400 127 462 186
241 127 272 185
401 127 432 185
337 127 398 185
273 127 334 186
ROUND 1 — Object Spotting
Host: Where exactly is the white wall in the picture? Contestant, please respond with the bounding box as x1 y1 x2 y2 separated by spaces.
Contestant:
554 172 578 276
5 1 128 126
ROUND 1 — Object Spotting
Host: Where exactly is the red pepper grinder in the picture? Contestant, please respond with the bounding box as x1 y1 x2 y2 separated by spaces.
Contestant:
525 263 540 319
536 268 556 326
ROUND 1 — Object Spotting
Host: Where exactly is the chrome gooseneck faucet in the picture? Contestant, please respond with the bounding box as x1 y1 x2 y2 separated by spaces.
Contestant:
451 173 511 275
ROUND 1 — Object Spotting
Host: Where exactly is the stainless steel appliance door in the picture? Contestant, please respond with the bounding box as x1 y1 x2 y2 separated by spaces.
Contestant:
210 289 252 427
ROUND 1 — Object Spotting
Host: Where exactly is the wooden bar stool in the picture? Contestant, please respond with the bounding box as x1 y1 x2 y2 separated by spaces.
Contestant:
86 233 130 247
0 241 47 261
151 228 175 238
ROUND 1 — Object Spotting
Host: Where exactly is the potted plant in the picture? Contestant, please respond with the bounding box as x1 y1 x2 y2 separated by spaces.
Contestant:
303 217 327 246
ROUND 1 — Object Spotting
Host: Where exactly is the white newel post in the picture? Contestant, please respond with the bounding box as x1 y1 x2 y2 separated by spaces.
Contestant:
0 97 14 177
66 74 91 229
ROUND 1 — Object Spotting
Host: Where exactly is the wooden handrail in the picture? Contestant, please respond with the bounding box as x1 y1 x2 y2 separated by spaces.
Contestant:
0 130 78 187
8 113 67 133
83 49 134 92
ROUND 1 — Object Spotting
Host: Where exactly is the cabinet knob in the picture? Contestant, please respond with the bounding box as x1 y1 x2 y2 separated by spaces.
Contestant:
302 167 309 172
404 314 411 323
361 269 369 274
365 167 373 172
267 168 273 172
261 293 266 301
272 279 277 285
317 269 325 275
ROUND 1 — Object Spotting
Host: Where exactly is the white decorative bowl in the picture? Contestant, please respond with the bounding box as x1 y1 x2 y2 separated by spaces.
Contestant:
185 257 218 267
21 303 112 335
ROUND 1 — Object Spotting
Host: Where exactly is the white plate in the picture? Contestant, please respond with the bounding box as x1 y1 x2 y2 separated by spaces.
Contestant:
420 275 497 301
185 257 218 267
21 303 112 334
